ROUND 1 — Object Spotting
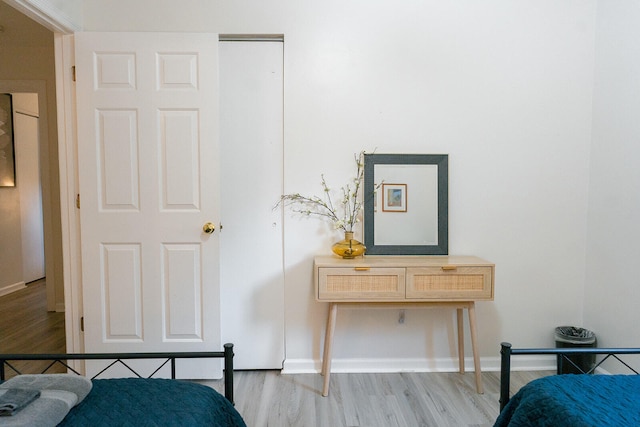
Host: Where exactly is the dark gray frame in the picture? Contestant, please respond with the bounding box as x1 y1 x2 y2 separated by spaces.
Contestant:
0 343 236 404
364 153 448 255
499 342 640 411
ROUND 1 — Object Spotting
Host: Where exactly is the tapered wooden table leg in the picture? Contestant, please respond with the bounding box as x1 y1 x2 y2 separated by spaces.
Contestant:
468 302 483 394
321 302 338 397
457 308 465 373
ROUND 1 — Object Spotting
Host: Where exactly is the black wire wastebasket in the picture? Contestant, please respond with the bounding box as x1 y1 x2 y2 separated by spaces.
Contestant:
555 326 597 374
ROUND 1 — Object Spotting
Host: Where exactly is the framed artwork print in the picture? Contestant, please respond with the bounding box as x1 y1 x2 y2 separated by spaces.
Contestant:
0 94 16 187
382 183 407 212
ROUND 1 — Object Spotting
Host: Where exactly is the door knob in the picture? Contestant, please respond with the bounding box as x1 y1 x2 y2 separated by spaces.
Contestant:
203 222 216 234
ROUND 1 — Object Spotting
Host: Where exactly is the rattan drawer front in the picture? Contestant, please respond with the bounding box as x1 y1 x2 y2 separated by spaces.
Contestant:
406 266 493 300
318 267 405 300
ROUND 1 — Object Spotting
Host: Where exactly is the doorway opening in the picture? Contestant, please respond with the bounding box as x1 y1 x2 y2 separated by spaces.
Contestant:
0 89 66 371
0 5 66 358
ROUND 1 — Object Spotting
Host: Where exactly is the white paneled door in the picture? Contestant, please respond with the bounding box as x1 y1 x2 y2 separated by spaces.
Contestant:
75 33 221 378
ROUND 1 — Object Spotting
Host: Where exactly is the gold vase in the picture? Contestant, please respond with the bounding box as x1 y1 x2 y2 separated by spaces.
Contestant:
331 231 366 259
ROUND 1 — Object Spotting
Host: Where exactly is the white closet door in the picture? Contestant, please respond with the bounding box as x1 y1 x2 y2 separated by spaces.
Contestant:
219 40 285 369
76 32 221 378
14 108 45 283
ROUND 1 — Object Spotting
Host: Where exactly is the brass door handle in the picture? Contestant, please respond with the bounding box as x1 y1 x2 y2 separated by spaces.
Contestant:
203 222 216 234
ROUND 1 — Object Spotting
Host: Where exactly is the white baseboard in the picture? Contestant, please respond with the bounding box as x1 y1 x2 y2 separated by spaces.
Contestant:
282 355 557 374
0 281 26 297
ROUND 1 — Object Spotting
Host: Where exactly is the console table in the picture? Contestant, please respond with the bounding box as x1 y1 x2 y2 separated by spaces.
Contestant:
314 255 495 397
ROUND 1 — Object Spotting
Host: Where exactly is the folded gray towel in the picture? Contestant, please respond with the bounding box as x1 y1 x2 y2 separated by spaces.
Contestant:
0 388 41 416
0 375 93 427
0 374 92 403
0 391 75 427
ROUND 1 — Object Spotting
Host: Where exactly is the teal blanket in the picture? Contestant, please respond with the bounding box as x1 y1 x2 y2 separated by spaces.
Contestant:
58 378 246 427
495 375 640 427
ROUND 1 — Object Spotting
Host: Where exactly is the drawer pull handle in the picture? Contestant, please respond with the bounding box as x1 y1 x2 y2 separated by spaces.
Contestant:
441 265 458 271
354 267 371 271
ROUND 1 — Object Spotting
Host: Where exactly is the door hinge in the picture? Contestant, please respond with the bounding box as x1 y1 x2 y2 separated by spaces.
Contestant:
72 66 76 82
76 194 80 209
80 316 84 332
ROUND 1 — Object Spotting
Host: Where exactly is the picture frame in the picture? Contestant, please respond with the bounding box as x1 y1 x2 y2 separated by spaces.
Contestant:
382 183 407 212
0 93 16 187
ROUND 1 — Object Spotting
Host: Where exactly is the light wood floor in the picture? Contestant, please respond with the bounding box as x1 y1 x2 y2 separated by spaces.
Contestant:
1 282 548 426
200 367 549 426
0 279 66 377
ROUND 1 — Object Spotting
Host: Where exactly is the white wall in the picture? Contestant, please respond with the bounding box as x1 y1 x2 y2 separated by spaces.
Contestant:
584 1 640 354
81 0 598 370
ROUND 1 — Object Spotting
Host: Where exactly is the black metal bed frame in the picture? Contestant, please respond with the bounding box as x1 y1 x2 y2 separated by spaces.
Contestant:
0 342 235 404
499 342 640 411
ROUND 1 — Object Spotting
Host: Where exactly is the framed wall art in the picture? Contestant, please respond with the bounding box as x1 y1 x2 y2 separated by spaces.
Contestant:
0 94 16 187
382 183 407 212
